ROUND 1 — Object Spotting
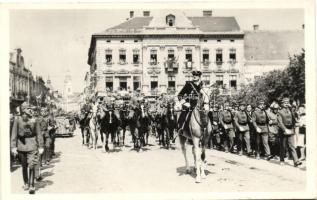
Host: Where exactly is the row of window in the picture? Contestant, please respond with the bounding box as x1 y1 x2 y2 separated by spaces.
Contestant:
104 75 237 91
105 39 235 43
104 49 237 65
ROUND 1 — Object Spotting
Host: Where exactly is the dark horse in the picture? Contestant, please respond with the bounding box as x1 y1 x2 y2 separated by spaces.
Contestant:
79 111 90 146
99 106 120 152
135 104 151 148
165 102 178 148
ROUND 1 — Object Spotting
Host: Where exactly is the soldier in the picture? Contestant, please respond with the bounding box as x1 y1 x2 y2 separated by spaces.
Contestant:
47 112 57 159
246 104 256 155
219 102 235 153
277 97 302 167
34 108 46 181
234 101 252 156
267 102 280 161
11 106 44 194
177 70 203 136
252 99 271 159
209 104 221 150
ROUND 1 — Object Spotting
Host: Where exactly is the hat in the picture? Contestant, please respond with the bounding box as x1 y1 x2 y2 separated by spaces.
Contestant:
192 70 202 77
258 99 265 104
239 101 246 106
271 103 279 109
281 97 290 103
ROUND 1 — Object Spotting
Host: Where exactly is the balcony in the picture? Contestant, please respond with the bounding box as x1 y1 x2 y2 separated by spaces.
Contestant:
105 61 113 65
202 60 211 67
215 60 223 66
149 60 159 66
118 60 128 65
164 59 178 73
228 60 237 66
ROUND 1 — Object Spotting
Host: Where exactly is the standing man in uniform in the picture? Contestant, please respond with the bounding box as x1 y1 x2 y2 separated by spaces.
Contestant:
234 101 252 156
11 106 44 194
47 112 57 159
177 70 203 136
277 97 302 167
209 104 221 150
252 99 271 159
267 103 280 160
219 102 235 153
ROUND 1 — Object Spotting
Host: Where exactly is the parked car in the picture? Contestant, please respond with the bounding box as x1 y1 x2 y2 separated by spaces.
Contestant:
55 116 74 137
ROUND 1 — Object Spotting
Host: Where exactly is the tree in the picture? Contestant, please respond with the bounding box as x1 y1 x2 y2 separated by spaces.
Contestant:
234 50 305 105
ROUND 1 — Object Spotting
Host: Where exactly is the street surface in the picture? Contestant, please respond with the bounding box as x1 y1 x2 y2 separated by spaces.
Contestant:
11 127 306 193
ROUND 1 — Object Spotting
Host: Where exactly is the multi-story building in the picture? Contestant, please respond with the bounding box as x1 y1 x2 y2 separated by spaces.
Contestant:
9 48 50 110
88 10 245 97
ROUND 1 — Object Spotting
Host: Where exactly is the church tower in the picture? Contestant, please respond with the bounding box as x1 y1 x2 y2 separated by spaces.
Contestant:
64 69 73 98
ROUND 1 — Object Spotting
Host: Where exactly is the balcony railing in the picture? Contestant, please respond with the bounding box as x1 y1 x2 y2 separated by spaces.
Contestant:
202 60 211 66
118 60 128 65
216 60 223 66
228 60 237 66
149 61 159 66
164 59 179 72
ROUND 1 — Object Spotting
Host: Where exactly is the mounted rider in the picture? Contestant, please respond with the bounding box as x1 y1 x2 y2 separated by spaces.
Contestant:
177 70 204 138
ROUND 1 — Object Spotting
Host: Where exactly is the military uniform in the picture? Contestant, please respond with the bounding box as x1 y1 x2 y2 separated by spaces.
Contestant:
267 106 279 159
219 107 235 152
252 104 271 158
47 115 57 158
209 106 221 149
177 77 203 138
11 109 44 193
234 106 251 155
277 98 301 166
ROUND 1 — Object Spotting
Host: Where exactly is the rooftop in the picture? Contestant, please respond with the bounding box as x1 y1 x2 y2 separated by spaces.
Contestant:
244 30 304 61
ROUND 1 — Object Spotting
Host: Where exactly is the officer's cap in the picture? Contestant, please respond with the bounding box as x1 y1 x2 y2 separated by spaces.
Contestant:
192 70 202 77
271 103 280 109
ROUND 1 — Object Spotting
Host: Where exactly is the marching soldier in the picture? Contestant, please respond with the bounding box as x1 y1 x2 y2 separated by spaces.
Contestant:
252 99 271 159
177 70 203 136
11 106 44 194
234 101 252 156
277 97 302 167
219 102 235 153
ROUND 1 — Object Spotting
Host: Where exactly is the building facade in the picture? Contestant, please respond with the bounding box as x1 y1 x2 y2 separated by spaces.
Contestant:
9 48 50 110
88 10 245 97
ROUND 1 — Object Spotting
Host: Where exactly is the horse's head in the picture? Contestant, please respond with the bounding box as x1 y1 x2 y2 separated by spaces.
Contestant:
198 86 212 111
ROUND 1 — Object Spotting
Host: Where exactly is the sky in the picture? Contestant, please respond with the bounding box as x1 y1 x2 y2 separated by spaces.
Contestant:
9 9 304 93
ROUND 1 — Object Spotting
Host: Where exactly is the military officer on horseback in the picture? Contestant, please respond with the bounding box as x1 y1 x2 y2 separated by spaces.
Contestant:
177 70 204 137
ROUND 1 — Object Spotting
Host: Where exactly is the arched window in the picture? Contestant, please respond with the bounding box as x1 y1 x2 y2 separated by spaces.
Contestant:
166 14 175 27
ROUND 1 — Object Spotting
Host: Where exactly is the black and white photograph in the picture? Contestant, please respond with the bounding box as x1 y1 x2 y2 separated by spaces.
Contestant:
0 1 316 199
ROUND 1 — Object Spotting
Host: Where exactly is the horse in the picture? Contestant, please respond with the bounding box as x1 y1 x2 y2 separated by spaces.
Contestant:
119 104 131 146
79 111 90 146
165 102 178 148
99 106 120 152
125 107 141 150
154 106 167 146
88 110 100 149
178 85 213 183
136 104 151 147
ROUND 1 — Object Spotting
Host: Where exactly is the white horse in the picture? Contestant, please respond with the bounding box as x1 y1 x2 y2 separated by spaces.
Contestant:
88 105 100 149
178 84 213 183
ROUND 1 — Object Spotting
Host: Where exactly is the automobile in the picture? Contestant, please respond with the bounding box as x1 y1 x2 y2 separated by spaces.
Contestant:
55 116 74 137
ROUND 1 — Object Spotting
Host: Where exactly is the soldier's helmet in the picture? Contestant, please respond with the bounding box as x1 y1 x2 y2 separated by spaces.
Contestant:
271 102 280 109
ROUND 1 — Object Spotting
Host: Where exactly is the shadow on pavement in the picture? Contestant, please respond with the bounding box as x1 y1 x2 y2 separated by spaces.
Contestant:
176 166 214 178
35 180 54 191
41 164 54 170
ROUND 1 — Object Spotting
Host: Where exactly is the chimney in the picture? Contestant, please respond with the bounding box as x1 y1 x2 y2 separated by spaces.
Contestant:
302 24 305 29
143 11 150 17
130 11 134 18
203 10 212 17
253 24 259 31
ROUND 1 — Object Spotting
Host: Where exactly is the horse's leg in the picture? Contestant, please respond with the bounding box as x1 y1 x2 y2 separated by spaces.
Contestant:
166 128 170 149
100 128 104 143
81 128 85 145
105 130 110 152
193 137 201 183
95 128 98 149
179 135 190 174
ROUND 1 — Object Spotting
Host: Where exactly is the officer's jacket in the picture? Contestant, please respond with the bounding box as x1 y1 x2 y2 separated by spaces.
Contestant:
252 109 269 133
178 81 203 108
11 116 44 152
267 111 279 134
219 110 234 129
277 107 295 133
234 110 250 132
